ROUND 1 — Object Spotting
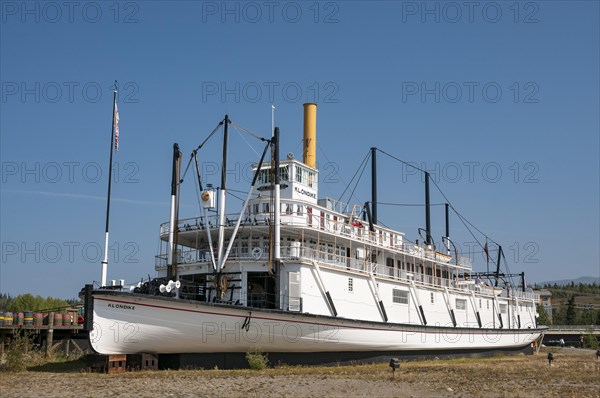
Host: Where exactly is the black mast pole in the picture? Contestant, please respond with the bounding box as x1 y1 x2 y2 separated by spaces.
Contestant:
445 203 450 254
221 115 229 193
495 245 503 287
167 143 180 281
216 115 230 274
100 84 117 287
371 147 377 225
445 203 449 239
425 171 431 247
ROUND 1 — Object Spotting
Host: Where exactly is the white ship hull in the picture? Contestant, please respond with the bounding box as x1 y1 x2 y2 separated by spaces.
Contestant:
91 292 544 355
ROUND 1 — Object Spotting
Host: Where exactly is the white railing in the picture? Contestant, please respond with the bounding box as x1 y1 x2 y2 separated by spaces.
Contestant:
156 244 521 299
160 200 473 270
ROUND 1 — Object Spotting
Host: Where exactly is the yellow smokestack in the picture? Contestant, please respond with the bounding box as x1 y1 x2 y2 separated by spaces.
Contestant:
303 103 317 168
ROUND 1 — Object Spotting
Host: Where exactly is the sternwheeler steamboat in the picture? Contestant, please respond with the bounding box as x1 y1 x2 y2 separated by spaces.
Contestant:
87 104 545 365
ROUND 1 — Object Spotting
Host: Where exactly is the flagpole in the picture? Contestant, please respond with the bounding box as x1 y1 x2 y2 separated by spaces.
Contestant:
485 238 489 274
101 83 118 287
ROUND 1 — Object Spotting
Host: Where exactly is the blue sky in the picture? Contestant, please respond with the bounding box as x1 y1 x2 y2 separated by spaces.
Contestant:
1 1 598 299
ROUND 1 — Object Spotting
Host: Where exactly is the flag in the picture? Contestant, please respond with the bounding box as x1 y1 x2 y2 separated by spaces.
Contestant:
114 100 119 151
483 242 489 261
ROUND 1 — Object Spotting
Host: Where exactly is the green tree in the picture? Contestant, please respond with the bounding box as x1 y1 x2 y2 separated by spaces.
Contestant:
4 294 69 312
552 305 566 325
583 328 599 349
537 304 551 325
565 296 577 325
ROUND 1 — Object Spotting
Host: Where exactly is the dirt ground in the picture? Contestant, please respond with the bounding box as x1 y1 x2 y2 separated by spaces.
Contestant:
1 348 599 398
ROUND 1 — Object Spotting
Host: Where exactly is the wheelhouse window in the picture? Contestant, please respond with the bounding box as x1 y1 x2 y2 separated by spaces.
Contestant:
294 165 315 188
258 165 289 184
279 165 289 181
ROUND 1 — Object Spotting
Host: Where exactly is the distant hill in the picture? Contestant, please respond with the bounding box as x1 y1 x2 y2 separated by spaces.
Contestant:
536 276 600 286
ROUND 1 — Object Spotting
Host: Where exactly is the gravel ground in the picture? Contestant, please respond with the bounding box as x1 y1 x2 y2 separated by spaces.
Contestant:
1 348 598 398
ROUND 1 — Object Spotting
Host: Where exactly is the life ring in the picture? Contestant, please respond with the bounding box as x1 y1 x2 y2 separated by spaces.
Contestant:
251 247 263 259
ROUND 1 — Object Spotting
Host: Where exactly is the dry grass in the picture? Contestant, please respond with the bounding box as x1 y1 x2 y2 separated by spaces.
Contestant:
1 348 598 398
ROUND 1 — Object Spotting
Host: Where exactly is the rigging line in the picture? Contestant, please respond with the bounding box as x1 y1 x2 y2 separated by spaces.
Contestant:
192 155 203 212
451 206 485 253
180 154 195 183
194 120 225 152
227 191 246 202
427 174 500 249
336 150 371 208
316 143 353 192
501 253 516 287
374 202 446 207
230 121 269 142
376 148 427 174
346 153 371 212
181 120 224 182
376 147 501 249
232 123 260 157
228 187 260 197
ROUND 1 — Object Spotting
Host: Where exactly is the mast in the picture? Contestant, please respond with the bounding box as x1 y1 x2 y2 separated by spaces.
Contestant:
167 143 181 280
371 147 377 225
365 201 375 232
425 171 432 247
495 245 503 287
217 115 230 271
100 86 118 287
445 203 450 254
273 127 281 309
273 127 281 263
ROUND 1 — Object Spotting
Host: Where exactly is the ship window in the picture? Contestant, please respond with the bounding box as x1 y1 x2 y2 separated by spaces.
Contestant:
487 300 490 310
285 203 293 215
295 165 302 183
279 165 289 181
262 202 270 213
258 168 272 184
392 289 409 304
479 299 482 309
348 278 353 293
500 304 508 314
456 298 467 310
297 205 304 216
430 292 434 304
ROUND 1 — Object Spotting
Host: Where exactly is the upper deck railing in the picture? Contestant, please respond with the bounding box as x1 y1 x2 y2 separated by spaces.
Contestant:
156 243 537 302
160 199 473 269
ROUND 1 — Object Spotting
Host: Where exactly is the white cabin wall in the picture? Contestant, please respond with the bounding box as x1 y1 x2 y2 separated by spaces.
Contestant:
478 297 496 327
298 266 382 322
377 283 412 324
417 289 454 327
